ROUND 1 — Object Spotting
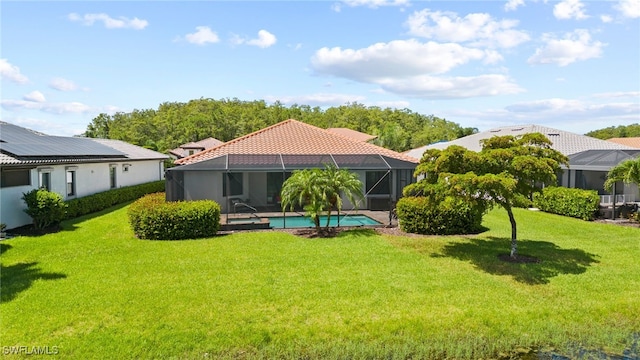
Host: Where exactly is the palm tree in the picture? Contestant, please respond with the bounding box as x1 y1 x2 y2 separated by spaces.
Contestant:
280 168 325 232
604 157 640 191
321 165 364 228
280 165 364 234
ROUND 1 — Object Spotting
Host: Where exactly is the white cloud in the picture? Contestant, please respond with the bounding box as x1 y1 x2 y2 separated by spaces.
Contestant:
448 96 640 134
377 74 524 99
553 0 589 20
405 9 530 48
265 93 367 106
23 91 46 103
615 0 640 18
0 59 29 84
504 98 640 121
1 99 92 114
184 26 220 45
527 29 605 66
375 100 411 109
49 77 78 91
332 0 409 12
312 39 493 81
600 14 613 23
504 0 525 12
246 30 278 48
68 13 148 30
591 91 640 99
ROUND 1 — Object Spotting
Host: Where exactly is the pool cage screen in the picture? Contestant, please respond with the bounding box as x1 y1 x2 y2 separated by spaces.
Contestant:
166 153 417 226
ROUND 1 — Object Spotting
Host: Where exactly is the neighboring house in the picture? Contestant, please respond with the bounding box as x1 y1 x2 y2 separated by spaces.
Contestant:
167 119 417 213
404 124 640 203
0 122 168 229
169 137 224 160
607 137 640 148
326 128 377 143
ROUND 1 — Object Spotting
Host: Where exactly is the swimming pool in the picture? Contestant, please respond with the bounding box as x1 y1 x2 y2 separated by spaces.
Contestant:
267 214 382 228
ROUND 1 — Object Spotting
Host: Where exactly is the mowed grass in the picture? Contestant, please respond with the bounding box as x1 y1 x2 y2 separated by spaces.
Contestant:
1 205 639 359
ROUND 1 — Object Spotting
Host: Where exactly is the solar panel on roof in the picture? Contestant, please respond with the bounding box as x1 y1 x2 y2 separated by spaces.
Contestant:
0 122 125 158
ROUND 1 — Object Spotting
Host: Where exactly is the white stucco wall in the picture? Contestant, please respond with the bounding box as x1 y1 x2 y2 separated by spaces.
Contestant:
1 159 165 230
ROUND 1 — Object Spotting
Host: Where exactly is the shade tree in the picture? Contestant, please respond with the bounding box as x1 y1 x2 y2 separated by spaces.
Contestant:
405 133 568 258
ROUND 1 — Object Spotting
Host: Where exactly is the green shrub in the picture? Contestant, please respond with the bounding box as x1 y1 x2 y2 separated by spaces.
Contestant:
533 186 600 221
396 196 485 235
128 193 221 240
65 180 164 219
22 189 68 229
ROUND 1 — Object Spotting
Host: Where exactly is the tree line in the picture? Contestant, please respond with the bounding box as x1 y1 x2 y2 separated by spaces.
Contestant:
82 98 477 153
586 123 640 139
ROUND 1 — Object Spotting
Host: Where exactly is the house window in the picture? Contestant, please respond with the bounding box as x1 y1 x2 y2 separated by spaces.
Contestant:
66 169 77 197
37 168 53 190
109 165 117 189
1 168 31 188
223 173 243 197
366 171 390 195
122 164 130 172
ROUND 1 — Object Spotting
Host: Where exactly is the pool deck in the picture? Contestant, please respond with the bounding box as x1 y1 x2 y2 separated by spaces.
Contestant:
221 210 397 230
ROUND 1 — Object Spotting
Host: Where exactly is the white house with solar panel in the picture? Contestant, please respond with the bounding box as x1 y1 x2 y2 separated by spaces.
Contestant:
0 122 168 230
405 124 640 206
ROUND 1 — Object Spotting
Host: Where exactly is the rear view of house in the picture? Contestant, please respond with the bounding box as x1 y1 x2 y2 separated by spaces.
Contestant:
0 122 168 229
166 119 418 214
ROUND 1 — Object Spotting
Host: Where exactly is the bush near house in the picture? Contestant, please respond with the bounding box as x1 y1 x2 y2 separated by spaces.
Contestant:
128 193 220 240
21 189 68 229
533 186 600 221
65 180 165 220
396 196 485 235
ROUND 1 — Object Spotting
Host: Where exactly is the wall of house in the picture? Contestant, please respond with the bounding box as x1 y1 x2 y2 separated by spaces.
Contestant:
183 171 220 203
1 160 165 230
0 179 33 230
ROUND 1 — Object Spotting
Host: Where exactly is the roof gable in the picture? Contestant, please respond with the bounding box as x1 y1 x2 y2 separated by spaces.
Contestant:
405 124 636 159
175 119 417 165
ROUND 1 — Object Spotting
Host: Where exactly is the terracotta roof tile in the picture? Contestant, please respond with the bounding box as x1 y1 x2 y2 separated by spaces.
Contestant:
326 128 377 142
607 137 640 148
175 119 417 165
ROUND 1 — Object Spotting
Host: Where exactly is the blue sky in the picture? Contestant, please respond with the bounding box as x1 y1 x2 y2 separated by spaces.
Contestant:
1 0 639 139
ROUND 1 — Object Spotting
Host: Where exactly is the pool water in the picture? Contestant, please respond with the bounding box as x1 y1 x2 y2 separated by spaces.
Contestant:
267 214 381 228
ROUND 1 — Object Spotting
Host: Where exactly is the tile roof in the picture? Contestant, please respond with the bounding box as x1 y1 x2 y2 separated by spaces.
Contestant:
607 137 640 148
175 119 417 165
326 128 377 142
404 124 636 159
169 137 224 158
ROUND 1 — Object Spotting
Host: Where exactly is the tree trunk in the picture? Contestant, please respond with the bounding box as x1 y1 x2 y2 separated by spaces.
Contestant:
325 206 333 229
506 205 518 258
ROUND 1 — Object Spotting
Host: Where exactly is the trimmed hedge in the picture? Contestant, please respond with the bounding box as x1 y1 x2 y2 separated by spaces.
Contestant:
65 180 165 220
128 193 220 240
533 186 600 221
22 189 67 229
396 196 485 235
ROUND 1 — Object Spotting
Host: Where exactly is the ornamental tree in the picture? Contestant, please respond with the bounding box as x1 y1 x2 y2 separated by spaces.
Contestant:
405 133 568 258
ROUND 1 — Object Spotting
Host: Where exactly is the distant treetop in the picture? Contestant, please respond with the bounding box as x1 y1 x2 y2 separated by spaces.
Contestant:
586 123 640 139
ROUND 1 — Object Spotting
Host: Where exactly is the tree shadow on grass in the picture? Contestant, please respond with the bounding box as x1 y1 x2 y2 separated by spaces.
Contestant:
1 243 12 255
1 262 67 302
434 236 599 285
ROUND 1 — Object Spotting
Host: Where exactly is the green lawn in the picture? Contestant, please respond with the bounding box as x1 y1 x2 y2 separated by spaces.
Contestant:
1 205 638 359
